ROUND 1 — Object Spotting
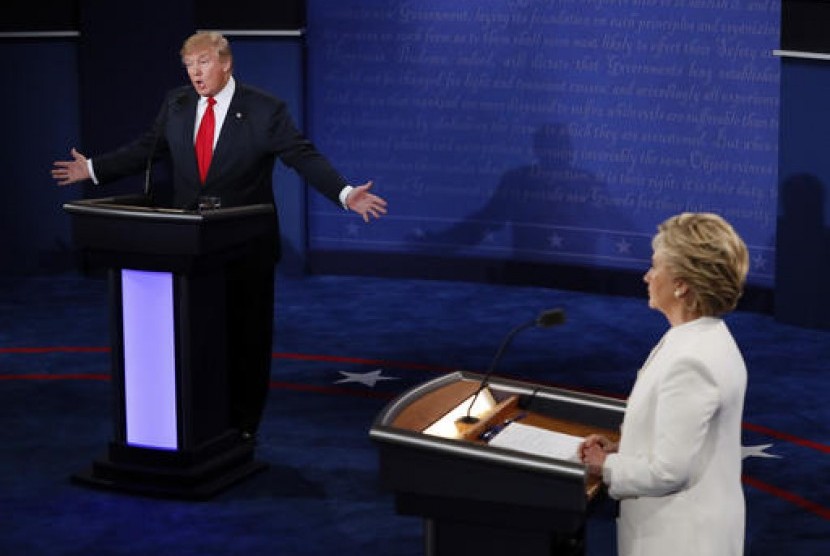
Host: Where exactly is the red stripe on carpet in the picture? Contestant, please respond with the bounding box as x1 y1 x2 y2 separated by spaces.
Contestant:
269 380 395 400
0 373 110 381
743 474 830 521
742 421 830 455
2 346 829 454
0 346 109 354
272 351 455 373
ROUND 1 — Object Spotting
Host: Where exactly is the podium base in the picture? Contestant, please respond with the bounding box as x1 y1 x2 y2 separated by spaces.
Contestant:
424 517 583 556
71 434 268 500
399 492 586 556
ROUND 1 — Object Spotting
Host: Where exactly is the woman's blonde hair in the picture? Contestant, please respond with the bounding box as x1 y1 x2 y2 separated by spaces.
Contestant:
652 212 749 317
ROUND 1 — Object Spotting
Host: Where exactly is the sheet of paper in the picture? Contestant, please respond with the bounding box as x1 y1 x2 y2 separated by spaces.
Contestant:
488 422 583 463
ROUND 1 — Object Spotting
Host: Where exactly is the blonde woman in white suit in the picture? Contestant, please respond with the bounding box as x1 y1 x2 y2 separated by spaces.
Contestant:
580 212 750 556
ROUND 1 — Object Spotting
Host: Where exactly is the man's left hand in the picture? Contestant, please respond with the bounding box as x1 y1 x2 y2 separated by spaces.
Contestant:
347 180 388 222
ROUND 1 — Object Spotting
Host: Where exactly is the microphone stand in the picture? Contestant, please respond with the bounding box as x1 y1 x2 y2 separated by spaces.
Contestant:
143 127 162 207
457 319 536 426
144 92 185 206
457 308 566 427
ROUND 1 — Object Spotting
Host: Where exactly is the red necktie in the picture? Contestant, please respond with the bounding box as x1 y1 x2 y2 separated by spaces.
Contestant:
195 97 216 184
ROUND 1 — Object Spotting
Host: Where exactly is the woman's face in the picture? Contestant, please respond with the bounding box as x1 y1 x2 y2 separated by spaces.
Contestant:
644 249 679 317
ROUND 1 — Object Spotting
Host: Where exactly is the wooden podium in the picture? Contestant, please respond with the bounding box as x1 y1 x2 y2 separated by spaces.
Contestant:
370 371 625 556
63 194 273 499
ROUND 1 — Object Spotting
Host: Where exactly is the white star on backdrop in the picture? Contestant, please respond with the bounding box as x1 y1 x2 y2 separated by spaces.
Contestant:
334 369 399 388
548 233 563 248
752 252 767 271
615 238 631 254
741 443 781 460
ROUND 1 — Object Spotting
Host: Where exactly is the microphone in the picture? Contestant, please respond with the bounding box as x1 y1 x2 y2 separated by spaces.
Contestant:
457 308 566 427
143 125 163 204
144 92 187 204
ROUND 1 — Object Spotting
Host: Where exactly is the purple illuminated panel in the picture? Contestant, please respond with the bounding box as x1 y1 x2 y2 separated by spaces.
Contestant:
121 269 178 450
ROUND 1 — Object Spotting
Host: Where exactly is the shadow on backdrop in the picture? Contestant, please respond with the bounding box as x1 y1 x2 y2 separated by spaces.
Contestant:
410 123 632 269
775 173 830 329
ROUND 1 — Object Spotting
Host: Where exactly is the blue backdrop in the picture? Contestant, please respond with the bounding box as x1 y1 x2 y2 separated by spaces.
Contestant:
2 39 79 273
306 0 780 286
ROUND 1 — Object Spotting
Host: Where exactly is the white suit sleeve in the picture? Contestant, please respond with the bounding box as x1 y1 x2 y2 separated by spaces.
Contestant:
603 358 720 499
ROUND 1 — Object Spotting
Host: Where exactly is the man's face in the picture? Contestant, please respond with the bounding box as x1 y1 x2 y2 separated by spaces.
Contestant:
182 48 230 97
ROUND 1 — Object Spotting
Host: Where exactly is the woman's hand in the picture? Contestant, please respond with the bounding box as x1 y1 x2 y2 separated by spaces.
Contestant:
579 434 618 478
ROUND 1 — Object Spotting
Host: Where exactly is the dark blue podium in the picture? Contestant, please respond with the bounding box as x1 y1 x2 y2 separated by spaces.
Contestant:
63 194 272 499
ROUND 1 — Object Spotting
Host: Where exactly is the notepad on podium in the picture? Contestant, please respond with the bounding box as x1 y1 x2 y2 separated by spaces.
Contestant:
488 422 583 463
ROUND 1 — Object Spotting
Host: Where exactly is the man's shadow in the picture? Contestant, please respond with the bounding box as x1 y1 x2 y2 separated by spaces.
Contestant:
411 123 631 262
775 173 830 328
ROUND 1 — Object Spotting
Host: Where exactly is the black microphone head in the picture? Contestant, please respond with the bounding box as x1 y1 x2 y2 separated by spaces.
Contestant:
536 308 566 327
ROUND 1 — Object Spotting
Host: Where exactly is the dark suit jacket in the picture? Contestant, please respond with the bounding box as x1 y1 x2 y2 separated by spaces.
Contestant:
93 82 348 260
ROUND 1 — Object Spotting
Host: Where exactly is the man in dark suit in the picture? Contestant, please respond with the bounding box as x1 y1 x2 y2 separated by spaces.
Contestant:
52 31 387 440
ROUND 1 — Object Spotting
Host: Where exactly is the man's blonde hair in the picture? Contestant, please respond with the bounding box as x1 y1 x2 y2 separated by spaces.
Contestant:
180 31 232 62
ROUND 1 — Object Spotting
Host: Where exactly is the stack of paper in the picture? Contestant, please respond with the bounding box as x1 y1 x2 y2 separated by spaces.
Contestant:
488 422 583 463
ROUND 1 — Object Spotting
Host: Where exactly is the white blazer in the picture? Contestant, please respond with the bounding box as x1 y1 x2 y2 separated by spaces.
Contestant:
603 317 747 556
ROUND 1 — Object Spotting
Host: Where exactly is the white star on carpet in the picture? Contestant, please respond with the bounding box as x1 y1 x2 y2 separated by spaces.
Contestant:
334 369 399 388
741 443 781 460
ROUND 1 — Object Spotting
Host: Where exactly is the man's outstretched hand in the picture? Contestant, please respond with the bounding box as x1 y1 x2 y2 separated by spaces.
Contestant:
346 180 388 222
51 148 91 186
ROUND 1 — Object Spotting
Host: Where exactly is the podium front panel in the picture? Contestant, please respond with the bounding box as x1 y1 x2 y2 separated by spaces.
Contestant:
121 269 178 450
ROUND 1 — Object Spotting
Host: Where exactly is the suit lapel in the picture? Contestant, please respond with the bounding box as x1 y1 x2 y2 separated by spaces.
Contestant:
169 90 201 186
210 87 246 178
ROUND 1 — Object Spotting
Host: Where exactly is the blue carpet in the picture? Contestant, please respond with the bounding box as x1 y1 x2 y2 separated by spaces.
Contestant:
1 272 828 555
